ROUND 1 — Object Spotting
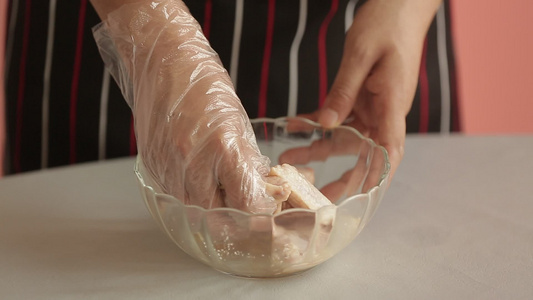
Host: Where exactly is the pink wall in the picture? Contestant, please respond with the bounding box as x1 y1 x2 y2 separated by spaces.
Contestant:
451 0 533 134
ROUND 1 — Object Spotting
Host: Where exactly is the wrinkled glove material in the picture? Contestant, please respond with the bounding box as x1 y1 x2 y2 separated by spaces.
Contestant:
93 0 278 213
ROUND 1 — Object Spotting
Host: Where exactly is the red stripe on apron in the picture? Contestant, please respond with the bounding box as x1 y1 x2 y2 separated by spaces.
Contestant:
69 0 88 164
257 0 276 118
418 38 429 133
130 116 136 156
14 0 32 173
318 0 338 108
203 0 212 39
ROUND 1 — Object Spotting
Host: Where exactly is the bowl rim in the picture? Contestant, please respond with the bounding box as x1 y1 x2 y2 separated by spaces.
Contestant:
134 117 391 218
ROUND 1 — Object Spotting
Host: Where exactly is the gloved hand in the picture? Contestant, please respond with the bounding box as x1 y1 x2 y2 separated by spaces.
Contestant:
93 0 288 213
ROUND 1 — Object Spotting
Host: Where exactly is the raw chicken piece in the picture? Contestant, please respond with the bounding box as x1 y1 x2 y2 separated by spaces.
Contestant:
269 164 332 210
218 174 290 214
295 167 315 185
281 201 293 210
264 175 291 213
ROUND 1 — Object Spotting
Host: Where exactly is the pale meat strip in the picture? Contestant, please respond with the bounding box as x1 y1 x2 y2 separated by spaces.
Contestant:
264 175 291 213
296 166 315 185
269 164 331 210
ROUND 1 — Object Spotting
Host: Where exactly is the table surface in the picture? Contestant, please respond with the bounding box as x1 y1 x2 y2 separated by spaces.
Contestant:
1 135 532 299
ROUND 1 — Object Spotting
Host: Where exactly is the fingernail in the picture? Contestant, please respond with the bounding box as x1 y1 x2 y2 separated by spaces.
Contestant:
319 108 338 128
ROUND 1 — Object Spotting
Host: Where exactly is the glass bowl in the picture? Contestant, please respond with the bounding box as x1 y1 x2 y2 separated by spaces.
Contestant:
134 117 390 277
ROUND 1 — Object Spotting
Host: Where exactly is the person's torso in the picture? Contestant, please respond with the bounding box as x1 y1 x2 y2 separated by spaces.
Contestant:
3 0 459 174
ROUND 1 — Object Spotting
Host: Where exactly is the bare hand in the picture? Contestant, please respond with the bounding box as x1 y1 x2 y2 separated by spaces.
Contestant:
315 0 441 178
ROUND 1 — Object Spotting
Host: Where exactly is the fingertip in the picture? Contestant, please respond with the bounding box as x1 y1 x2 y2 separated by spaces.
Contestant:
385 144 404 180
318 108 339 128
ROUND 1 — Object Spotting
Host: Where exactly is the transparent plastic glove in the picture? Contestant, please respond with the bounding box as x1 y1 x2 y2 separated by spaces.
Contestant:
93 0 287 213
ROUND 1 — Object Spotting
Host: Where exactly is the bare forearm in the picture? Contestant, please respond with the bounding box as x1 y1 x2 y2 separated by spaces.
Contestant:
370 0 443 36
403 0 443 33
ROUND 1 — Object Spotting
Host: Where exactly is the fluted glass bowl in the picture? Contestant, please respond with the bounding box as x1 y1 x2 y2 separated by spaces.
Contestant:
134 117 390 277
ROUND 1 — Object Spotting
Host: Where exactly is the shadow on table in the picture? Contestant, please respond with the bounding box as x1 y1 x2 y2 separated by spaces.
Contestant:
5 212 223 281
5 211 348 297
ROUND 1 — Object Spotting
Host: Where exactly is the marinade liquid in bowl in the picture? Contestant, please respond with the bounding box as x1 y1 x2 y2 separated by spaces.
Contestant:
135 117 390 277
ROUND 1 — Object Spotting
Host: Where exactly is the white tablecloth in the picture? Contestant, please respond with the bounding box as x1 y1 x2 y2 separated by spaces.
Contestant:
1 135 532 299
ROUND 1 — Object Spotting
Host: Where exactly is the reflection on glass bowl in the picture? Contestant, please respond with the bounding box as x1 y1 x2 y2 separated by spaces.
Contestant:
134 117 390 277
